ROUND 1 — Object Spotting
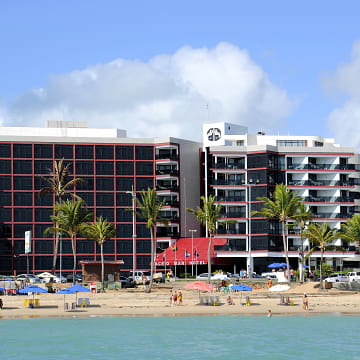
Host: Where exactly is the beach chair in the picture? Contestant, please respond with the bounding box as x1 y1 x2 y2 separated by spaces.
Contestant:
24 299 28 307
34 299 39 307
199 296 205 305
214 296 219 306
29 299 34 308
64 303 69 311
286 296 294 306
71 302 76 311
80 299 87 308
245 296 251 306
280 296 286 305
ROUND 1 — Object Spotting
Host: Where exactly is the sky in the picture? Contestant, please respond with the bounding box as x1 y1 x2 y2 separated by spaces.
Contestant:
1 1 360 147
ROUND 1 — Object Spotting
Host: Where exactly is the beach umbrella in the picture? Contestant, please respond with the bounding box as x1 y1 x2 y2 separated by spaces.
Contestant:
212 273 230 281
184 281 215 292
18 285 48 304
279 263 291 268
66 284 91 306
56 288 76 311
268 263 282 269
229 284 252 304
268 284 290 292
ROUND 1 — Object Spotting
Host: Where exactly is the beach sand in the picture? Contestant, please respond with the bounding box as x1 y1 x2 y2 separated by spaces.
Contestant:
1 282 359 319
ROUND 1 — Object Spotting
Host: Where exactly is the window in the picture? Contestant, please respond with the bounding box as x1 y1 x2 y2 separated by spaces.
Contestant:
96 240 115 253
96 145 114 159
34 176 49 190
96 177 114 191
34 160 52 175
236 140 244 146
34 144 53 158
13 240 25 254
14 176 32 190
55 145 73 159
0 160 11 174
116 208 132 222
75 161 94 175
0 224 11 238
34 256 53 271
35 192 53 206
0 192 11 206
116 192 132 206
96 162 114 175
96 193 114 206
116 177 134 191
35 240 54 254
75 145 94 159
136 255 151 269
136 177 154 191
136 162 153 175
116 240 133 253
136 224 150 238
14 208 32 222
0 176 11 190
0 208 11 222
77 240 94 254
77 192 94 206
13 160 32 174
14 192 32 206
13 144 32 158
135 146 153 160
35 208 53 222
116 224 132 237
95 208 114 222
75 177 94 191
116 146 133 160
0 144 11 158
34 224 52 238
116 162 134 175
314 141 323 147
14 224 32 238
276 140 307 147
136 240 151 253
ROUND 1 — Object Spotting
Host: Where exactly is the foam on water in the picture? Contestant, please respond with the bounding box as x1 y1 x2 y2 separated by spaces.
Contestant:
1 315 360 360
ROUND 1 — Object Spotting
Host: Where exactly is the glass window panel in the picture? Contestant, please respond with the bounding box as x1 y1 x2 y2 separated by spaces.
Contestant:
136 177 154 191
136 224 150 238
0 224 12 238
0 238 12 254
14 192 32 206
34 223 52 238
75 177 94 191
34 256 53 271
96 193 114 207
14 176 32 190
0 160 11 174
116 177 133 191
34 160 53 175
0 208 11 222
96 162 114 175
135 146 153 160
34 144 53 158
116 224 132 237
96 177 114 191
35 192 53 206
14 208 32 222
34 176 49 190
136 162 153 175
136 239 151 253
14 240 25 254
116 162 134 175
55 144 73 159
96 145 114 159
75 145 94 159
0 192 11 206
77 240 94 254
75 161 94 175
116 208 132 222
13 160 32 174
95 208 114 222
0 144 11 158
116 146 134 160
13 144 32 158
0 176 11 190
14 224 32 238
76 192 94 206
35 240 54 254
136 255 151 269
116 240 132 254
35 208 53 222
116 192 132 206
96 239 115 253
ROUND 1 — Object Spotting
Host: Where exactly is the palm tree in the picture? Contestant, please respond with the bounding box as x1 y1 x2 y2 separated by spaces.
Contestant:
294 203 312 282
39 159 83 274
45 198 93 282
187 195 222 284
252 184 302 285
82 217 116 292
340 214 360 245
136 188 168 292
303 222 338 289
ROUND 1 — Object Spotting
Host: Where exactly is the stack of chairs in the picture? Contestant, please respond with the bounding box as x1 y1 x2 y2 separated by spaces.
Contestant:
245 296 251 306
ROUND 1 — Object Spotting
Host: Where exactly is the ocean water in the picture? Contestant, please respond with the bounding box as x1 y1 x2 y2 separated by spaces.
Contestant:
1 315 360 360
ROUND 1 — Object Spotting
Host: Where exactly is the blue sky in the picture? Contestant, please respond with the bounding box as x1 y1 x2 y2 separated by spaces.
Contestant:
1 1 360 146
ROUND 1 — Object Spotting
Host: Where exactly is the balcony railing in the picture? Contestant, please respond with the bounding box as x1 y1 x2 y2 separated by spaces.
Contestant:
214 244 247 251
312 213 354 219
155 153 178 160
287 179 360 187
287 164 355 170
212 163 245 170
159 215 179 222
156 185 179 191
158 199 179 207
303 196 355 203
156 169 179 176
216 228 246 235
215 195 246 202
212 179 246 186
220 211 247 218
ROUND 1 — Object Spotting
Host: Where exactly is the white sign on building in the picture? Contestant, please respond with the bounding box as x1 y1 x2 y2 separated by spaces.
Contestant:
25 230 32 254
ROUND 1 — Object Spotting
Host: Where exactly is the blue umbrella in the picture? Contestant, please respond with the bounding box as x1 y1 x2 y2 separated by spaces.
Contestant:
279 263 291 268
18 285 48 304
268 263 282 269
303 264 309 269
66 284 90 307
230 284 252 291
56 288 76 311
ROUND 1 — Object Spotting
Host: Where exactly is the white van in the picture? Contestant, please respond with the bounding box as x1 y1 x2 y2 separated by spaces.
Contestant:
128 271 151 284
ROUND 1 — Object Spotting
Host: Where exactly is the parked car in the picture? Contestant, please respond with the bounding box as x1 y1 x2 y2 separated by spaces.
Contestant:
16 274 41 284
119 276 136 288
66 273 83 283
37 272 66 283
226 273 241 280
196 273 215 280
127 271 151 284
324 273 349 283
347 272 360 282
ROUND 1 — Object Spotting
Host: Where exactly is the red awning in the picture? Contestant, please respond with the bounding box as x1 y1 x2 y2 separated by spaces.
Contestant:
154 237 227 266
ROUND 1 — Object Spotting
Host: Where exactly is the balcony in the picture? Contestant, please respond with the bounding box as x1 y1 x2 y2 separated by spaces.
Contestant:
216 228 245 235
159 215 179 222
158 199 179 207
212 179 246 186
156 185 179 192
212 163 245 170
220 211 247 218
287 164 355 170
287 179 360 187
155 169 179 176
303 196 355 203
215 195 246 202
155 153 178 161
214 243 247 251
312 213 354 219
156 229 179 238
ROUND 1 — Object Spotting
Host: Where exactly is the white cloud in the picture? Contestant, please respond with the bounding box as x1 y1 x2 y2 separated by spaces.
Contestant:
323 41 360 149
2 42 293 140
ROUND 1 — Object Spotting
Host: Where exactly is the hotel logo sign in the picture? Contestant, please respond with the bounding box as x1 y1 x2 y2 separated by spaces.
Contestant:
207 127 221 141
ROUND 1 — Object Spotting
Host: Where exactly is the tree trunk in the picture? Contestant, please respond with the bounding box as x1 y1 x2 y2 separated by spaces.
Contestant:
101 242 104 292
300 227 304 283
319 248 324 290
71 234 76 284
282 221 291 285
51 221 60 274
149 227 154 292
207 234 212 284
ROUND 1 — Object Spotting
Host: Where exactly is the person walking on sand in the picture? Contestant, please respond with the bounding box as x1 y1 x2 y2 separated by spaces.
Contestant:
169 289 173 305
303 293 309 310
173 290 178 305
268 278 272 288
178 290 183 305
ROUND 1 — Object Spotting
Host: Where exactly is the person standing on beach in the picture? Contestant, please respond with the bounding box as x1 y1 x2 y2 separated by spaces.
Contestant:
303 293 309 310
268 278 272 288
173 291 178 305
178 290 183 305
0 298 3 309
169 290 173 305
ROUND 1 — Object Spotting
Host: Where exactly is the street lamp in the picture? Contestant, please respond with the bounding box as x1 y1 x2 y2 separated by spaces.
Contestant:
126 186 136 279
189 229 197 276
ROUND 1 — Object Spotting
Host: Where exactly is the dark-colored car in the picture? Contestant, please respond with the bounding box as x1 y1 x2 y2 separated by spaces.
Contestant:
66 274 83 283
119 276 136 288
